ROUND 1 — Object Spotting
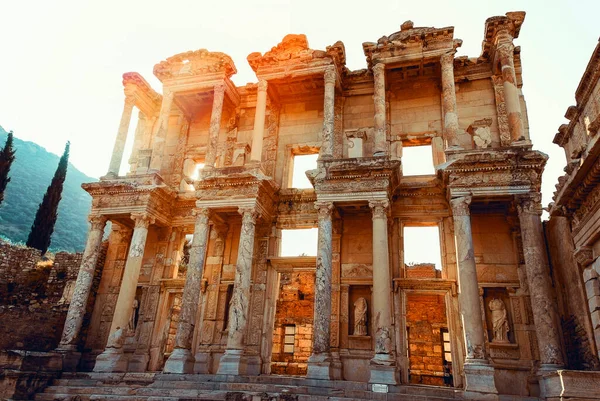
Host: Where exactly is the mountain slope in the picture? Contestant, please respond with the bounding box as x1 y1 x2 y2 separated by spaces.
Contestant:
0 127 96 252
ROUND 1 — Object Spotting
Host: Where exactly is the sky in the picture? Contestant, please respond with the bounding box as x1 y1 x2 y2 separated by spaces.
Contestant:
1 0 598 257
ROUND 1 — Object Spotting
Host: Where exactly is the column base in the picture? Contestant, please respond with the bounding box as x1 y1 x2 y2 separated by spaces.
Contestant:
193 351 212 374
463 359 498 400
128 352 149 372
331 351 343 380
217 349 245 375
369 354 397 385
163 348 195 374
93 349 129 373
245 354 262 376
55 345 79 372
306 353 333 380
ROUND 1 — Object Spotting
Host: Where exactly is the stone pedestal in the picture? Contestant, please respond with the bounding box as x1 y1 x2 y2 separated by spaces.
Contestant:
372 63 387 156
127 353 149 373
517 196 564 369
57 215 107 361
217 208 259 375
94 213 153 373
250 79 268 162
107 95 135 176
306 202 334 380
451 196 498 397
204 83 226 168
164 209 211 373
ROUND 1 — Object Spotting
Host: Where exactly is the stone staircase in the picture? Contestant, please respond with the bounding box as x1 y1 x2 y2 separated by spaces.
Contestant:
35 372 465 401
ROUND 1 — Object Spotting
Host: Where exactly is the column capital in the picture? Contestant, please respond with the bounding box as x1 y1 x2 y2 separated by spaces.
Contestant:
315 201 334 218
440 49 457 67
372 62 385 75
257 79 268 92
192 207 211 223
324 65 337 85
496 42 515 63
516 194 542 216
130 212 154 229
369 200 390 219
89 214 108 231
162 87 174 99
450 196 472 216
124 94 136 107
238 207 260 224
213 81 226 95
574 246 594 267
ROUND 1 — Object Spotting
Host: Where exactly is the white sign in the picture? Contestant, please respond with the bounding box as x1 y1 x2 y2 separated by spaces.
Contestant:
372 384 389 393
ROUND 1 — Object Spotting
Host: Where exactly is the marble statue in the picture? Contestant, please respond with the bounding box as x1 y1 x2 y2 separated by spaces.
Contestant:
489 298 509 343
353 297 368 335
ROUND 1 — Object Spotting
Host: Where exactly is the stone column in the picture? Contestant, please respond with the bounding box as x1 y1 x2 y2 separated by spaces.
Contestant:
107 95 136 176
451 196 497 397
497 41 525 143
517 195 564 369
163 209 211 373
372 63 387 157
94 213 153 372
57 215 108 351
440 50 460 148
204 82 226 168
320 65 336 159
217 207 259 375
368 200 397 385
149 88 175 171
306 201 334 379
250 79 268 163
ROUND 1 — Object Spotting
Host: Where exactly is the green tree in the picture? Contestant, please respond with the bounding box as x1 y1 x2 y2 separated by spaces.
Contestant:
0 131 16 207
27 141 70 254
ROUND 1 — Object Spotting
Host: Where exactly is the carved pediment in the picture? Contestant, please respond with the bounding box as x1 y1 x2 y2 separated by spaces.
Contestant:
122 72 162 116
153 49 237 81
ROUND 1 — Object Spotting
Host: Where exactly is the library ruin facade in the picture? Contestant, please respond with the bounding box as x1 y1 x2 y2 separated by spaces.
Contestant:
22 11 600 401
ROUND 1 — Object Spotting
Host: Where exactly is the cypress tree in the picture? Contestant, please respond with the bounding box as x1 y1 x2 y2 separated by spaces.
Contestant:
27 141 70 254
0 131 16 207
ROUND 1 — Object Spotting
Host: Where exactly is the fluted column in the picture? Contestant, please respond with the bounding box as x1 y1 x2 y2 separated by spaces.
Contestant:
368 200 397 385
250 79 268 163
451 196 497 396
149 89 174 171
440 50 460 148
517 195 564 369
204 83 226 168
94 213 153 372
107 95 136 176
57 215 108 351
320 65 336 159
306 201 334 380
372 63 387 157
217 207 259 375
163 209 211 373
497 41 525 143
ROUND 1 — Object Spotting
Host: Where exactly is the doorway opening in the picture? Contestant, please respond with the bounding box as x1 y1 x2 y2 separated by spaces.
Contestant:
406 292 453 387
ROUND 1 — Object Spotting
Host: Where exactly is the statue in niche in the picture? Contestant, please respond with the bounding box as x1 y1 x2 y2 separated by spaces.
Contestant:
489 298 510 343
128 299 139 333
353 297 368 336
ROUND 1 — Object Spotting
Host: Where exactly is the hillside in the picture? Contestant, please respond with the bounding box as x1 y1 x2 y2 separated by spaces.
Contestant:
0 127 96 252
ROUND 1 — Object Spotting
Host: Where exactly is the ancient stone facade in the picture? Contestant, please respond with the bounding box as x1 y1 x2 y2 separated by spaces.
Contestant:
544 37 600 397
27 11 600 400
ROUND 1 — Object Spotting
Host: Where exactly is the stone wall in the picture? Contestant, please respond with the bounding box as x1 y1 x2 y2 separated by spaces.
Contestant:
0 241 102 352
271 271 314 375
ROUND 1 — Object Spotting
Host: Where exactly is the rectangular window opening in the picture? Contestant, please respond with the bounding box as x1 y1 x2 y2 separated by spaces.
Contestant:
403 225 442 273
291 153 318 188
280 228 318 257
283 325 296 354
402 144 434 176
